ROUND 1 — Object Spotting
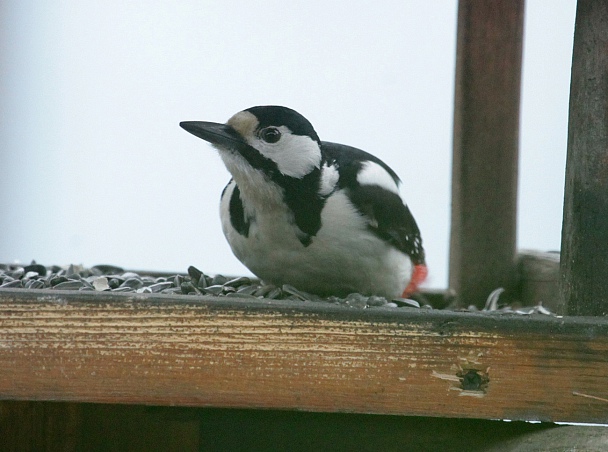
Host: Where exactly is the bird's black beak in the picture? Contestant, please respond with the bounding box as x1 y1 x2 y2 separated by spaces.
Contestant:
180 121 246 149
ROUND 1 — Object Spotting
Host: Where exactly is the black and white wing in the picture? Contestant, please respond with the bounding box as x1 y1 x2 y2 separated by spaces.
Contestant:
320 141 425 266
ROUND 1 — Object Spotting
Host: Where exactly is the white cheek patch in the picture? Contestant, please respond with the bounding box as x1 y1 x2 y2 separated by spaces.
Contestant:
319 163 339 196
252 127 322 179
356 161 400 195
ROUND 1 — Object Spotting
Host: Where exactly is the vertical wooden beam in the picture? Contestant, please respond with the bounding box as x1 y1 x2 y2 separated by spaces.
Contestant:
560 1 608 316
450 0 525 308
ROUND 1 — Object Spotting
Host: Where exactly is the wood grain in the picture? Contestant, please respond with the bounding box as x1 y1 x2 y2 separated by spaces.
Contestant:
561 0 608 316
450 0 524 308
1 288 608 424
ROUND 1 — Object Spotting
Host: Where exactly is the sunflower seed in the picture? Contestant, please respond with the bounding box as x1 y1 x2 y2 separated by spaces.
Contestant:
50 276 68 286
180 281 193 294
282 284 313 301
91 264 124 275
187 266 203 286
393 298 420 308
65 264 77 277
9 268 24 279
225 292 258 299
52 280 85 290
23 264 47 277
25 279 45 289
108 278 121 289
224 276 252 288
253 285 275 297
211 274 228 285
148 281 174 293
121 278 144 289
236 285 259 296
535 304 553 315
112 286 135 293
181 281 202 295
80 280 95 290
266 287 283 299
141 276 157 285
1 280 23 288
203 285 224 296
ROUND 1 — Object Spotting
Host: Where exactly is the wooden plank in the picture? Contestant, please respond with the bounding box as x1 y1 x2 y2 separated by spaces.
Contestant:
1 288 608 424
450 0 525 308
560 0 608 316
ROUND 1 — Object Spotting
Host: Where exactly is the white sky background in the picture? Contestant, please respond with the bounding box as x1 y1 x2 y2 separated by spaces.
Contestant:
0 1 576 288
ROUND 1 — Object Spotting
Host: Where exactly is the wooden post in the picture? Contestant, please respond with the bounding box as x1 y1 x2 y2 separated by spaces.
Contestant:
560 1 608 316
450 0 525 308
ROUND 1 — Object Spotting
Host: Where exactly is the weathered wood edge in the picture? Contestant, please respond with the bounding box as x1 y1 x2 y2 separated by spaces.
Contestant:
1 288 608 424
1 287 605 332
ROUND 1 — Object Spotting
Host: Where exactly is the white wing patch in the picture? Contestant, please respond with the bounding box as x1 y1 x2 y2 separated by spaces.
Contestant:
319 162 339 196
356 161 400 195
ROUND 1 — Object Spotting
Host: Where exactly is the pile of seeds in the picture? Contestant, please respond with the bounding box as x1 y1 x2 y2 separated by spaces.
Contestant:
0 262 422 310
0 262 555 315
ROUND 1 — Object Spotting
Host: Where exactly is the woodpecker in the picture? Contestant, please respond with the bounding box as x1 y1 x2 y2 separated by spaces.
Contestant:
180 106 427 299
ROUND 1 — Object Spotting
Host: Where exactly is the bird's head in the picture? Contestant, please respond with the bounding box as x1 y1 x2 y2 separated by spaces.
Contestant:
181 106 322 181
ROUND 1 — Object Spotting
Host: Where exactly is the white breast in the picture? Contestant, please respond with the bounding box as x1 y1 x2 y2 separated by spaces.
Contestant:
220 183 412 298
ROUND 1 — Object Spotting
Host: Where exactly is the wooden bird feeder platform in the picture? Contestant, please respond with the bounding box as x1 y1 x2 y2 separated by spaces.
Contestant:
3 1 608 450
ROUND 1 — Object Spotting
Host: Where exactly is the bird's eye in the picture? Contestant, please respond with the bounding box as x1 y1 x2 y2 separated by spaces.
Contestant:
260 127 281 143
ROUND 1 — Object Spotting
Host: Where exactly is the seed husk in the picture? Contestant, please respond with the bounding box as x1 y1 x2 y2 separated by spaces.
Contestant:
93 277 111 292
148 281 174 293
393 298 421 308
23 264 47 276
266 287 283 299
282 284 313 301
187 266 203 286
121 278 144 289
203 285 224 296
224 276 252 288
1 280 23 289
52 280 85 290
